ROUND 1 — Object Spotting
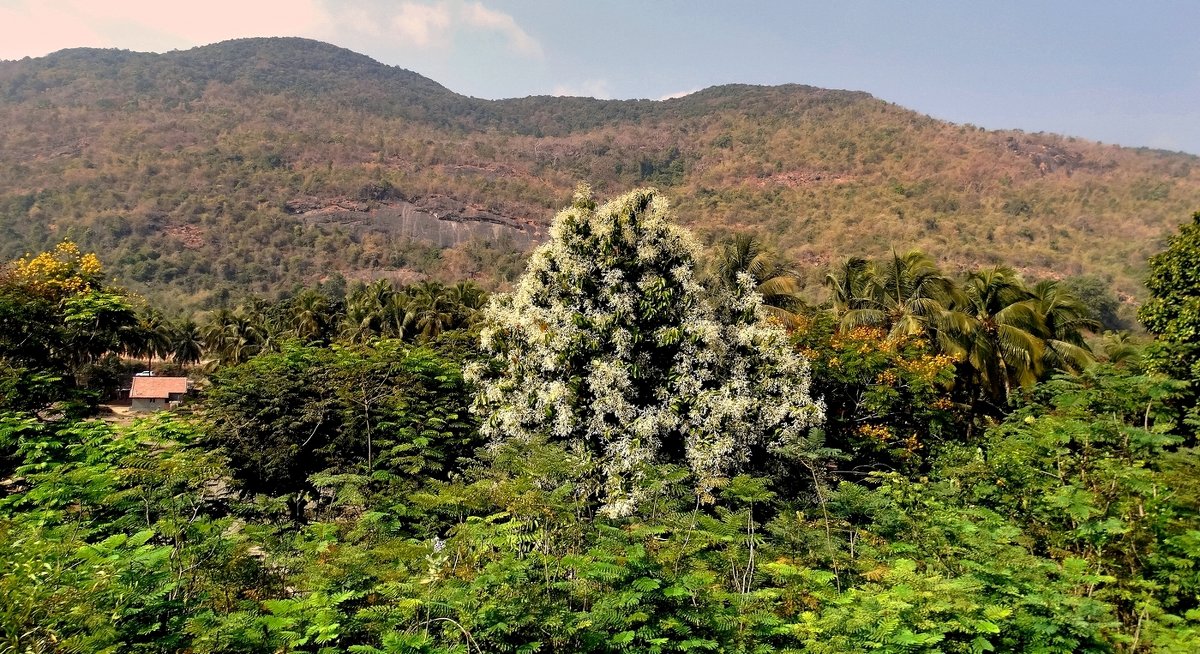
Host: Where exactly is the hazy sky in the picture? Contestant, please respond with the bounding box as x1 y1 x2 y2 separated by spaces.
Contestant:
2 0 1198 154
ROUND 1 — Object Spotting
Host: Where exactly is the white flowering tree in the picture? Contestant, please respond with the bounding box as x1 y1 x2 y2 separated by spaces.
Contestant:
467 186 823 516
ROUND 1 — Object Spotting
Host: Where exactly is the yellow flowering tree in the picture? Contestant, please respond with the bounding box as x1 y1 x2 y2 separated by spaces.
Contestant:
0 241 136 413
793 315 961 470
7 241 104 299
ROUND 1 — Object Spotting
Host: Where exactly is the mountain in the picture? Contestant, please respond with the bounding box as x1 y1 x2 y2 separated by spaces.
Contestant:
2 37 1197 309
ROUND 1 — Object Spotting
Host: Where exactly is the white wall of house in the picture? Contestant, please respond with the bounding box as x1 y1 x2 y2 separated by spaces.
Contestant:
131 397 167 412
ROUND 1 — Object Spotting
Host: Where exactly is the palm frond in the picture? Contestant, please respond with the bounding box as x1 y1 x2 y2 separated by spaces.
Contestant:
841 308 889 330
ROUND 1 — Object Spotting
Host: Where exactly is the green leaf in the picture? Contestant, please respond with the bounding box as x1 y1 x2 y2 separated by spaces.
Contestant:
611 630 636 646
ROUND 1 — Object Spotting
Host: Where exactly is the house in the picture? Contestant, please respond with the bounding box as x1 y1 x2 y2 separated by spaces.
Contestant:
129 376 189 412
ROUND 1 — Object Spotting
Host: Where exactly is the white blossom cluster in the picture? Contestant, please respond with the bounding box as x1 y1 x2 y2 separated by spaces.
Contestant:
467 187 824 516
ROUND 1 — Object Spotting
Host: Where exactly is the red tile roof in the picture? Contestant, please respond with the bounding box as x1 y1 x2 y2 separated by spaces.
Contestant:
130 376 189 399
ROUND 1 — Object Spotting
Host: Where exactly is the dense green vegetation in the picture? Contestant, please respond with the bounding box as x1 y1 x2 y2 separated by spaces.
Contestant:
2 188 1198 652
2 38 1199 312
1138 211 1200 428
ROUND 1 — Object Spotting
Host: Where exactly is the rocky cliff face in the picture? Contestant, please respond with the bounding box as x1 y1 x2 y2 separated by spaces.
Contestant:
288 195 545 249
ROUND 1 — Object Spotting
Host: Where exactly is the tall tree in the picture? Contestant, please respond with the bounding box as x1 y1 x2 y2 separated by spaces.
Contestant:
131 308 173 371
342 279 395 343
447 280 488 329
825 256 872 313
944 268 1097 408
288 288 333 343
824 253 1097 411
169 318 204 368
202 307 266 367
1027 279 1099 373
1138 211 1200 433
0 241 137 412
402 281 455 342
469 187 823 515
952 266 1045 402
837 250 961 343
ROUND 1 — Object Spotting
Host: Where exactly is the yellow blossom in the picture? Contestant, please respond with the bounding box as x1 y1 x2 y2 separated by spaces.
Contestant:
6 240 105 299
857 424 891 442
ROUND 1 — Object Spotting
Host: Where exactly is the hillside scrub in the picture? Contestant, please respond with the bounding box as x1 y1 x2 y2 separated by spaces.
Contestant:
2 39 1199 310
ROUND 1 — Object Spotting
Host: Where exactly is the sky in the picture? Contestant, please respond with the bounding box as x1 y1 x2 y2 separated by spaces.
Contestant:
2 0 1198 154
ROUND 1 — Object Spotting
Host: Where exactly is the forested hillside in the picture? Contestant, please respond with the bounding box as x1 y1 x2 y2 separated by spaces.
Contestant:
2 37 1198 310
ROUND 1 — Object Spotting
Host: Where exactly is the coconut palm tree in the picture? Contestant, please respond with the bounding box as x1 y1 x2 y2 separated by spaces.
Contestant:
289 288 332 343
131 308 174 372
824 252 1101 411
342 279 395 342
379 291 411 339
1098 330 1144 370
403 281 456 341
170 318 204 368
448 280 488 326
222 315 266 366
839 250 962 343
203 307 266 367
448 280 487 309
951 266 1045 402
825 256 872 313
711 234 807 328
1027 279 1099 373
